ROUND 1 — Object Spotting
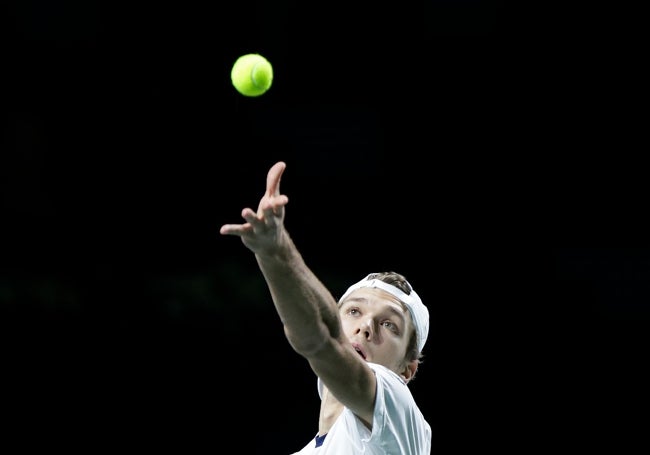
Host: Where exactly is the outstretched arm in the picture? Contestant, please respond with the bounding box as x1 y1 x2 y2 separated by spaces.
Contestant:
220 162 376 423
220 161 340 352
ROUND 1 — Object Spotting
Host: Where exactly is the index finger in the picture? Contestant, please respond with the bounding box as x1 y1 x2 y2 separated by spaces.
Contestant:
266 161 287 197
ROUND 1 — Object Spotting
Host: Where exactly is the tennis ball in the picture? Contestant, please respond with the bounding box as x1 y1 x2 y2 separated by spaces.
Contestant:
230 53 273 97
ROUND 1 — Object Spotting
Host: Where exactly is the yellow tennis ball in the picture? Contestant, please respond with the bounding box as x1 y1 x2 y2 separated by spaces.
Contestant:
230 53 274 97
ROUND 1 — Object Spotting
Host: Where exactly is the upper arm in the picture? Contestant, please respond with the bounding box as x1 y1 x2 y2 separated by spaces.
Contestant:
306 336 377 426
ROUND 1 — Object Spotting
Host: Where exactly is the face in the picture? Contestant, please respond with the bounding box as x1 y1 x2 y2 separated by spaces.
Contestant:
339 288 415 376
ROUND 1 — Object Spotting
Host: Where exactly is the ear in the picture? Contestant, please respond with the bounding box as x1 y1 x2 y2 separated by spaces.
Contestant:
400 359 419 384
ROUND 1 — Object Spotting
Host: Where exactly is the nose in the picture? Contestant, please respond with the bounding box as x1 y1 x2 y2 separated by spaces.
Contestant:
358 318 375 341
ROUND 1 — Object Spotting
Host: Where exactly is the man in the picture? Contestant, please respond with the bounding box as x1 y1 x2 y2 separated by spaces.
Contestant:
220 161 431 454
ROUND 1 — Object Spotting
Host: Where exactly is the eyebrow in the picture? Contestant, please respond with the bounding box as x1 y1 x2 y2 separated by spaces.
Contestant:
342 297 407 323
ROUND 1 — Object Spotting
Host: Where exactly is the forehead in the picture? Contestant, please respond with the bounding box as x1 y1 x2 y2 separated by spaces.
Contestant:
341 288 409 315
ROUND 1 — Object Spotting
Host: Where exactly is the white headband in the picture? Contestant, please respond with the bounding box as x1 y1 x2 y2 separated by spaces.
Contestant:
338 274 429 353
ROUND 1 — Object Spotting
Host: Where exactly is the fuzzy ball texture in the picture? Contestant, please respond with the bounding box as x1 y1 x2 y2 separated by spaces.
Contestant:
230 53 274 97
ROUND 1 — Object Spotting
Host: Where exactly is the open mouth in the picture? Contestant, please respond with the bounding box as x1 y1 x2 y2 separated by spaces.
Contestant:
354 346 366 360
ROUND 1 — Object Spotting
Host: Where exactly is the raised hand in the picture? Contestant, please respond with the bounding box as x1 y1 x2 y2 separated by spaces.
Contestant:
220 161 290 255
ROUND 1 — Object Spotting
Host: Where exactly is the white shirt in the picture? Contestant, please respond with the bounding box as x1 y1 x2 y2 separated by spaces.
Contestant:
291 363 431 454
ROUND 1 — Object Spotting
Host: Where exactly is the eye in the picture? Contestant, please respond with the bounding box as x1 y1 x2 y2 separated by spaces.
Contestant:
381 321 399 333
346 307 361 316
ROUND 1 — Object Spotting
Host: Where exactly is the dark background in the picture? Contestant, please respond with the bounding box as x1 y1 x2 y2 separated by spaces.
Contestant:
2 1 648 453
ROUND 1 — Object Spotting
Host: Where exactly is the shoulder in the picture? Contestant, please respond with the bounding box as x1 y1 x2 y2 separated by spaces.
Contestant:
367 363 407 386
367 362 417 411
366 363 431 453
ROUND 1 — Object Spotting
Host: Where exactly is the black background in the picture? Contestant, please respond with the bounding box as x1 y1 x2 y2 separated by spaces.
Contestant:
3 1 648 453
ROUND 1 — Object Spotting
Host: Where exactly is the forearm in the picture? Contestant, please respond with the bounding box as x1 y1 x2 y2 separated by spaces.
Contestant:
255 233 341 356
